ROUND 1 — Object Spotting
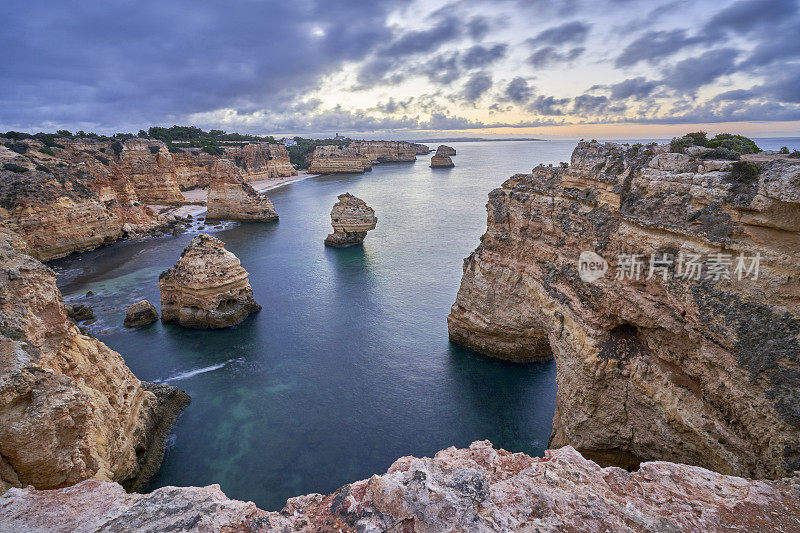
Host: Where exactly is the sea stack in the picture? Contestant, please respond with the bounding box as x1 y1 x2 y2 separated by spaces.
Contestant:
436 145 456 156
124 300 159 327
206 172 278 221
324 193 377 247
159 234 261 328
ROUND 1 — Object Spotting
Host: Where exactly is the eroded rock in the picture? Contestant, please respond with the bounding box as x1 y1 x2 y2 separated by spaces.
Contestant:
159 234 261 328
436 144 456 156
206 171 278 221
430 154 454 168
324 193 377 247
123 300 158 327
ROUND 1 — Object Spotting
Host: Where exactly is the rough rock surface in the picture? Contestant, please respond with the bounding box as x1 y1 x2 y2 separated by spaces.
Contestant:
206 172 278 221
0 229 188 493
3 441 799 532
123 300 158 327
324 193 377 247
448 140 800 478
159 234 261 328
226 143 296 182
430 154 455 168
308 145 373 174
348 141 418 163
411 142 432 155
436 144 457 156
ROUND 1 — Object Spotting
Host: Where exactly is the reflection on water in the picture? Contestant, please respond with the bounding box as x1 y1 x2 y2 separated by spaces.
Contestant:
52 140 576 509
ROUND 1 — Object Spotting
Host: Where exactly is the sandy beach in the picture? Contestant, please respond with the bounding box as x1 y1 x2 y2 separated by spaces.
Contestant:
150 171 319 217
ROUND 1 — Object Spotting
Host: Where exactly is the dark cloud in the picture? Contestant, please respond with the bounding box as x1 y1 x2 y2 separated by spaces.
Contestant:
462 73 493 102
504 78 534 104
526 95 569 116
461 44 508 69
702 0 796 37
527 46 585 68
466 17 491 40
615 30 702 67
608 77 657 100
572 94 627 116
661 48 740 92
529 21 591 46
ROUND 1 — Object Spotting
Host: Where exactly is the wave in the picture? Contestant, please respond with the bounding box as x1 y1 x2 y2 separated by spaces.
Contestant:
154 358 243 384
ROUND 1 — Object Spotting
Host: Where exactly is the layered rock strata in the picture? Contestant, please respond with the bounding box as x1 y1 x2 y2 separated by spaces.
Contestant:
348 141 418 163
436 144 456 156
324 193 377 247
448 140 800 479
411 142 432 154
206 172 278 221
123 300 158 327
3 441 799 532
307 145 372 174
225 143 296 182
430 154 454 168
0 229 188 493
159 234 261 328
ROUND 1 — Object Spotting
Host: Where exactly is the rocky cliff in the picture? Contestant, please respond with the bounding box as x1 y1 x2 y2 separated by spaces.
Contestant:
448 141 800 479
430 154 454 168
206 171 278 221
226 143 296 182
3 441 799 532
436 144 456 156
308 145 373 174
348 141 418 163
324 193 377 247
159 234 261 328
0 229 189 494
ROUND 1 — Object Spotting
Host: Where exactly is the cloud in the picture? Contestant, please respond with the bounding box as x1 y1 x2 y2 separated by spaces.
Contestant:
615 29 702 67
661 48 740 92
526 95 570 115
461 44 508 69
572 94 627 116
503 77 534 104
529 21 591 46
702 0 796 37
462 73 493 102
608 77 658 100
527 46 585 68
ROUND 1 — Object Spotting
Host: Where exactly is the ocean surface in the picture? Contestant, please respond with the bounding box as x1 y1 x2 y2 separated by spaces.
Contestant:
51 136 799 509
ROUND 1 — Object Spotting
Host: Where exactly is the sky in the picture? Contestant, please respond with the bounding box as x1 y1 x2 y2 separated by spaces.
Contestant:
1 0 799 139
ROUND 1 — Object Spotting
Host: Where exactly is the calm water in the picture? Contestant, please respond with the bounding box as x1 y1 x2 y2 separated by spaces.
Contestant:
51 137 798 509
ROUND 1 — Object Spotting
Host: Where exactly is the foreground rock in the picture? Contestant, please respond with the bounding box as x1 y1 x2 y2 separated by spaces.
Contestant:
206 171 278 221
0 229 188 493
3 441 799 532
123 300 158 327
324 193 377 247
436 144 456 156
159 234 261 328
448 140 800 478
430 154 455 168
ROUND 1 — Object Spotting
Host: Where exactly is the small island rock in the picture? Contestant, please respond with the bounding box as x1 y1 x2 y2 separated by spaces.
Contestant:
324 193 377 247
430 154 455 168
124 300 159 327
159 234 261 328
436 145 456 156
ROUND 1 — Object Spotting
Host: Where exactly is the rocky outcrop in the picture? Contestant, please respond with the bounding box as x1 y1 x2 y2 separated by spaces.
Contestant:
123 300 158 327
206 172 278 221
0 229 188 493
324 193 377 247
159 234 261 328
226 143 296 182
411 142 431 154
308 145 372 174
430 154 454 168
3 441 799 532
436 144 456 156
348 141 418 163
448 140 800 479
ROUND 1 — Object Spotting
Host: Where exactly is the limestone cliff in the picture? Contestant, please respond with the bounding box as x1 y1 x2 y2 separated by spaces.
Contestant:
308 145 372 174
411 142 431 154
436 144 456 156
348 141 418 163
430 154 454 168
226 143 296 182
159 234 261 328
448 141 800 478
206 168 278 221
0 229 189 493
324 193 377 247
3 441 799 532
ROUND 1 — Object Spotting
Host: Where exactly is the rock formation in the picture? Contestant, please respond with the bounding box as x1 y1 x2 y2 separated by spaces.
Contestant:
324 193 377 247
436 144 456 156
3 441 799 532
123 300 158 327
159 234 261 328
448 140 800 479
430 154 455 168
348 141 417 163
225 143 296 182
411 142 432 154
307 145 373 174
0 229 189 493
206 172 278 221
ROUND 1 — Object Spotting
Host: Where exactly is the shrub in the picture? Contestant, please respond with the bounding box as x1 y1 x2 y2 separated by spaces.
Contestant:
779 146 790 154
6 141 29 154
149 145 160 154
3 163 28 173
3 131 34 140
35 165 50 173
789 150 800 159
38 147 55 156
700 147 740 160
669 136 693 153
95 154 110 166
56 130 73 137
684 131 708 146
201 144 224 156
111 141 123 156
167 144 184 153
706 134 760 154
729 161 760 183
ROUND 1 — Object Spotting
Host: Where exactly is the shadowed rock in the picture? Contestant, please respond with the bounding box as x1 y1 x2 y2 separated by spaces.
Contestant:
123 300 158 327
324 193 377 247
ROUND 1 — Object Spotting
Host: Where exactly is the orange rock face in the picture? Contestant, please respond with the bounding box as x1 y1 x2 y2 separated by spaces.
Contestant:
206 169 278 221
324 193 377 246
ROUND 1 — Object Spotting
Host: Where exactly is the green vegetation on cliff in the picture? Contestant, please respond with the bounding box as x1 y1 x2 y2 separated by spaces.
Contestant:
669 131 761 159
286 136 350 169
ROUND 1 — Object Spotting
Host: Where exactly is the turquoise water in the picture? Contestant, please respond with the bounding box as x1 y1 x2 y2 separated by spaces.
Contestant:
51 137 798 509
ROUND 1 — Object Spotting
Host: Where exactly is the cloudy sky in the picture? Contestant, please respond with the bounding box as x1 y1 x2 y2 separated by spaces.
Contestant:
1 0 798 138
